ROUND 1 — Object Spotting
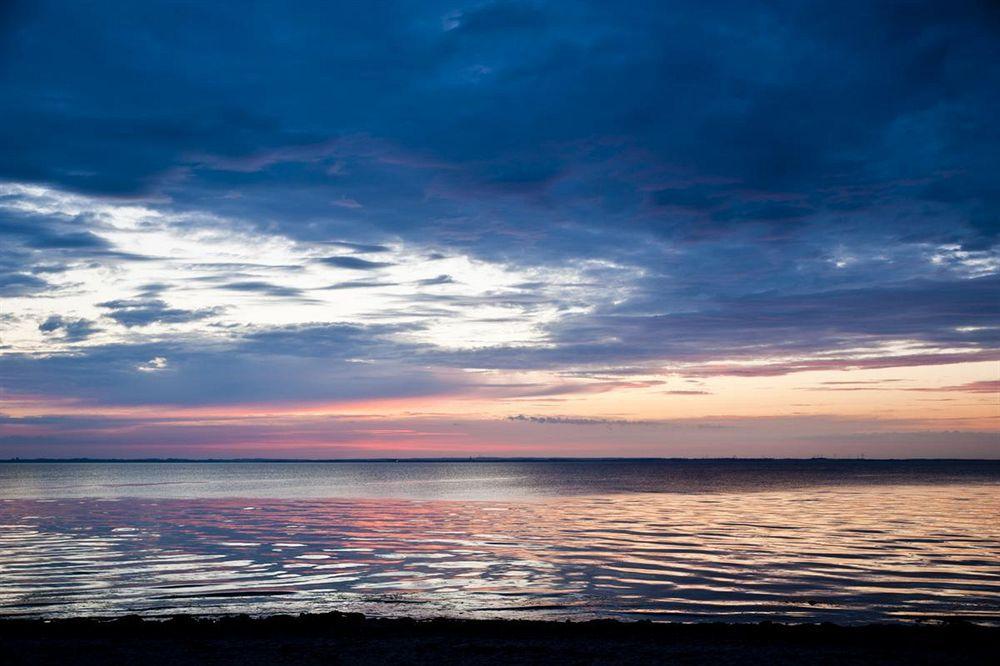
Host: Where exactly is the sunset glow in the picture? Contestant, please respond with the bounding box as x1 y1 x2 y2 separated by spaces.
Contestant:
1 1 997 459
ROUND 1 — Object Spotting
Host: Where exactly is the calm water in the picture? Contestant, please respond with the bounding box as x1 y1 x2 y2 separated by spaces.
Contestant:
1 461 998 623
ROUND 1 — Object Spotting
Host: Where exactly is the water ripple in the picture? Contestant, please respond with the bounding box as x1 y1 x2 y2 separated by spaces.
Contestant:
0 483 998 623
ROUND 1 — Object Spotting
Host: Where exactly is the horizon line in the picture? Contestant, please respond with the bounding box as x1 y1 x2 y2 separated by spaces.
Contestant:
3 456 999 463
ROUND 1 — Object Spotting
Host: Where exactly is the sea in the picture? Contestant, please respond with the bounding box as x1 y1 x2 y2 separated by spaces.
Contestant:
1 460 998 624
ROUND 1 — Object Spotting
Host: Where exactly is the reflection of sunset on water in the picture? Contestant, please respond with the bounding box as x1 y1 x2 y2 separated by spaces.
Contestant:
2 468 997 623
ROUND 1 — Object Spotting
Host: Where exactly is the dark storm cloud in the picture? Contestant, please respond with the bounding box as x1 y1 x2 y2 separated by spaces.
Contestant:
447 1 549 34
1 0 995 247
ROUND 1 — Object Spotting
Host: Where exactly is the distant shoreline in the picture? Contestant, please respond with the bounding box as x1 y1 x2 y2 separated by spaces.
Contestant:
2 613 996 665
3 457 999 463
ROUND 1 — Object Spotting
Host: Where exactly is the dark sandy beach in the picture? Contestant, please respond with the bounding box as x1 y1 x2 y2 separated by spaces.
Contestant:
2 613 997 665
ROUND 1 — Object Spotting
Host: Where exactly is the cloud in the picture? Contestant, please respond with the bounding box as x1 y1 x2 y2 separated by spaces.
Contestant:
219 281 308 298
0 1 997 457
0 207 155 263
0 328 449 407
507 414 655 426
25 229 110 249
1 211 109 250
323 241 390 253
331 198 363 209
0 0 993 252
317 256 395 270
320 280 399 290
38 315 100 341
238 322 426 359
97 298 221 327
0 272 47 296
906 380 1000 394
820 380 904 385
415 274 456 286
136 356 168 373
680 351 1000 378
420 274 1000 375
446 1 548 35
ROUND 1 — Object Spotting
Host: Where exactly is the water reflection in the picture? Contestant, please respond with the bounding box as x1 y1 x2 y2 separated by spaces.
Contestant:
1 483 998 623
3 460 999 500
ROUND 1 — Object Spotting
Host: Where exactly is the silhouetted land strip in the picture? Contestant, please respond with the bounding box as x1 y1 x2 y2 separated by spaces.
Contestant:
2 613 997 665
5 457 1000 463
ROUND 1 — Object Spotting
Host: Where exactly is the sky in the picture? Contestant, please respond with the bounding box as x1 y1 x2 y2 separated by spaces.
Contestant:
0 0 998 459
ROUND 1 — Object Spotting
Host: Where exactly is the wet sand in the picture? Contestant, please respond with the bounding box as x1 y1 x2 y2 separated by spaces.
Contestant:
1 613 997 665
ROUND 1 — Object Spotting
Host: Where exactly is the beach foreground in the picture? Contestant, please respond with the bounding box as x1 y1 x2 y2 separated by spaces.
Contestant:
2 613 997 665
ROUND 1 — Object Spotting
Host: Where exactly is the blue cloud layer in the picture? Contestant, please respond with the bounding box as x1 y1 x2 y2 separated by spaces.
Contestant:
0 1 997 421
